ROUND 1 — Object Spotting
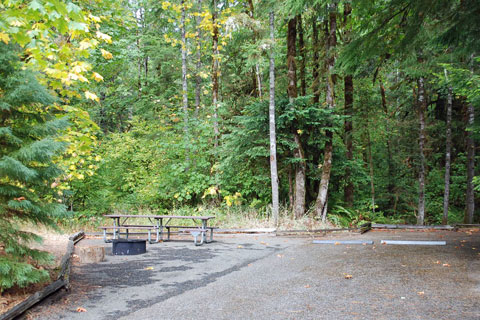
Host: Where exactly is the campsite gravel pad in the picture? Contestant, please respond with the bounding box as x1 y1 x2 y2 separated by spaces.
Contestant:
28 230 480 320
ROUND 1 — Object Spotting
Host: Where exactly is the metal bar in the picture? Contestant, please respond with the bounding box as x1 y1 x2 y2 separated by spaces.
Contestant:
159 218 164 241
312 240 374 245
202 220 207 243
380 240 446 245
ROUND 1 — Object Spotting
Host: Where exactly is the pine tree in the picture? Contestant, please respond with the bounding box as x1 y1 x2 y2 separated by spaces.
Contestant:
0 44 68 292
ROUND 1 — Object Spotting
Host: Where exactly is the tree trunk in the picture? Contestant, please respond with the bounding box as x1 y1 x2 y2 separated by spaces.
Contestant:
293 133 306 219
315 4 337 222
194 0 203 118
288 165 294 212
212 0 219 149
268 11 279 226
297 15 306 96
311 16 320 104
181 0 189 148
367 129 375 213
247 0 262 99
343 3 353 207
465 102 475 223
417 77 427 225
287 16 306 219
442 69 452 225
287 17 298 101
380 80 395 212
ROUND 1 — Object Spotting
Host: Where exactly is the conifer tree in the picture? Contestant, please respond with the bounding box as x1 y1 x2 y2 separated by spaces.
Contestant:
0 44 68 292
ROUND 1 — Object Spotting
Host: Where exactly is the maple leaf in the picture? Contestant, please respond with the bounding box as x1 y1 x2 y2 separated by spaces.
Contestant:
85 91 99 102
0 32 9 44
100 49 113 59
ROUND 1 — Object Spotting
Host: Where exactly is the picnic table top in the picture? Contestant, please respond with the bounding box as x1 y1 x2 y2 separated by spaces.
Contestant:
104 214 215 220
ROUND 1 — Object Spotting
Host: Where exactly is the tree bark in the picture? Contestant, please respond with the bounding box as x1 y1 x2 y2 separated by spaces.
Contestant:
417 77 427 225
311 16 320 104
367 129 376 213
247 0 262 99
297 15 306 96
465 102 475 223
380 80 395 212
287 17 298 101
287 16 306 219
194 0 203 118
181 0 189 146
315 4 337 222
212 0 219 149
442 69 452 225
343 3 353 207
268 11 279 226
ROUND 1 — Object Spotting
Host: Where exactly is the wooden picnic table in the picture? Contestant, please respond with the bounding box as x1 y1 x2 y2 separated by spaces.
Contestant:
101 214 216 245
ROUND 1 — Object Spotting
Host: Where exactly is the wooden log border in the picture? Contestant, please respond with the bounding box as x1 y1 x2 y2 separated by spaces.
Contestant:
0 231 85 320
276 222 372 235
372 224 455 230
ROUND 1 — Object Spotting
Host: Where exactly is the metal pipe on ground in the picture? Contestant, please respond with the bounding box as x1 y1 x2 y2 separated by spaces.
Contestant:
380 240 446 245
312 240 374 245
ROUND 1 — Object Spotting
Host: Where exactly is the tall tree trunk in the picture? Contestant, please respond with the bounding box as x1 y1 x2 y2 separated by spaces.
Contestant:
287 16 306 219
181 0 189 163
269 11 279 226
297 15 306 96
417 77 427 225
144 56 149 87
212 0 219 150
287 17 298 101
311 16 320 104
443 69 452 225
380 80 395 212
465 102 475 223
315 4 337 222
367 129 376 213
194 0 203 118
344 73 354 207
343 3 353 207
255 64 263 99
288 165 294 212
247 0 262 99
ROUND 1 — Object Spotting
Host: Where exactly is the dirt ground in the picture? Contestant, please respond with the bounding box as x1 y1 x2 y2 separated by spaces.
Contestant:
0 229 69 314
18 228 479 320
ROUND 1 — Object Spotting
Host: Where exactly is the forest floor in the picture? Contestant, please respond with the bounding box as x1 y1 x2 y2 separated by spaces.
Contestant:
20 229 480 319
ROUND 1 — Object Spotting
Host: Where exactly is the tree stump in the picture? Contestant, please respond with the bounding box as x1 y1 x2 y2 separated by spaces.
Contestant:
75 246 105 263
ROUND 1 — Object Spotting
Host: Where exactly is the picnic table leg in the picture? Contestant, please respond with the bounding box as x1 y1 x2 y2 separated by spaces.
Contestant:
156 227 160 243
148 230 151 243
190 231 204 246
103 229 107 242
202 221 207 243
126 228 129 239
159 218 164 241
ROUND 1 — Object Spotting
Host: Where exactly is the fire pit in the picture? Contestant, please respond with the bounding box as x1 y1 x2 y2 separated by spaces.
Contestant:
112 239 147 255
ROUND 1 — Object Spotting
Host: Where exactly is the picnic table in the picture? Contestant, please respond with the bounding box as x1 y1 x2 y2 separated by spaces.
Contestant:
101 214 216 245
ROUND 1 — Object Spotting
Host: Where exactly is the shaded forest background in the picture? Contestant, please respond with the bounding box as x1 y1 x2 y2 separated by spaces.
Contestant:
65 0 479 226
1 0 480 292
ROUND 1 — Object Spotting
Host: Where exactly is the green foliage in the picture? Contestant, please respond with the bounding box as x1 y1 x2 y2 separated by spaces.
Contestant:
0 44 67 292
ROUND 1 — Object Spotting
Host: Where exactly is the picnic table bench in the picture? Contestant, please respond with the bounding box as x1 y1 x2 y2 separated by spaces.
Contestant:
101 214 216 245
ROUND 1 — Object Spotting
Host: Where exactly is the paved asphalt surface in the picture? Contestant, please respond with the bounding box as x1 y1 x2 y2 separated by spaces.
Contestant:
26 229 480 320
